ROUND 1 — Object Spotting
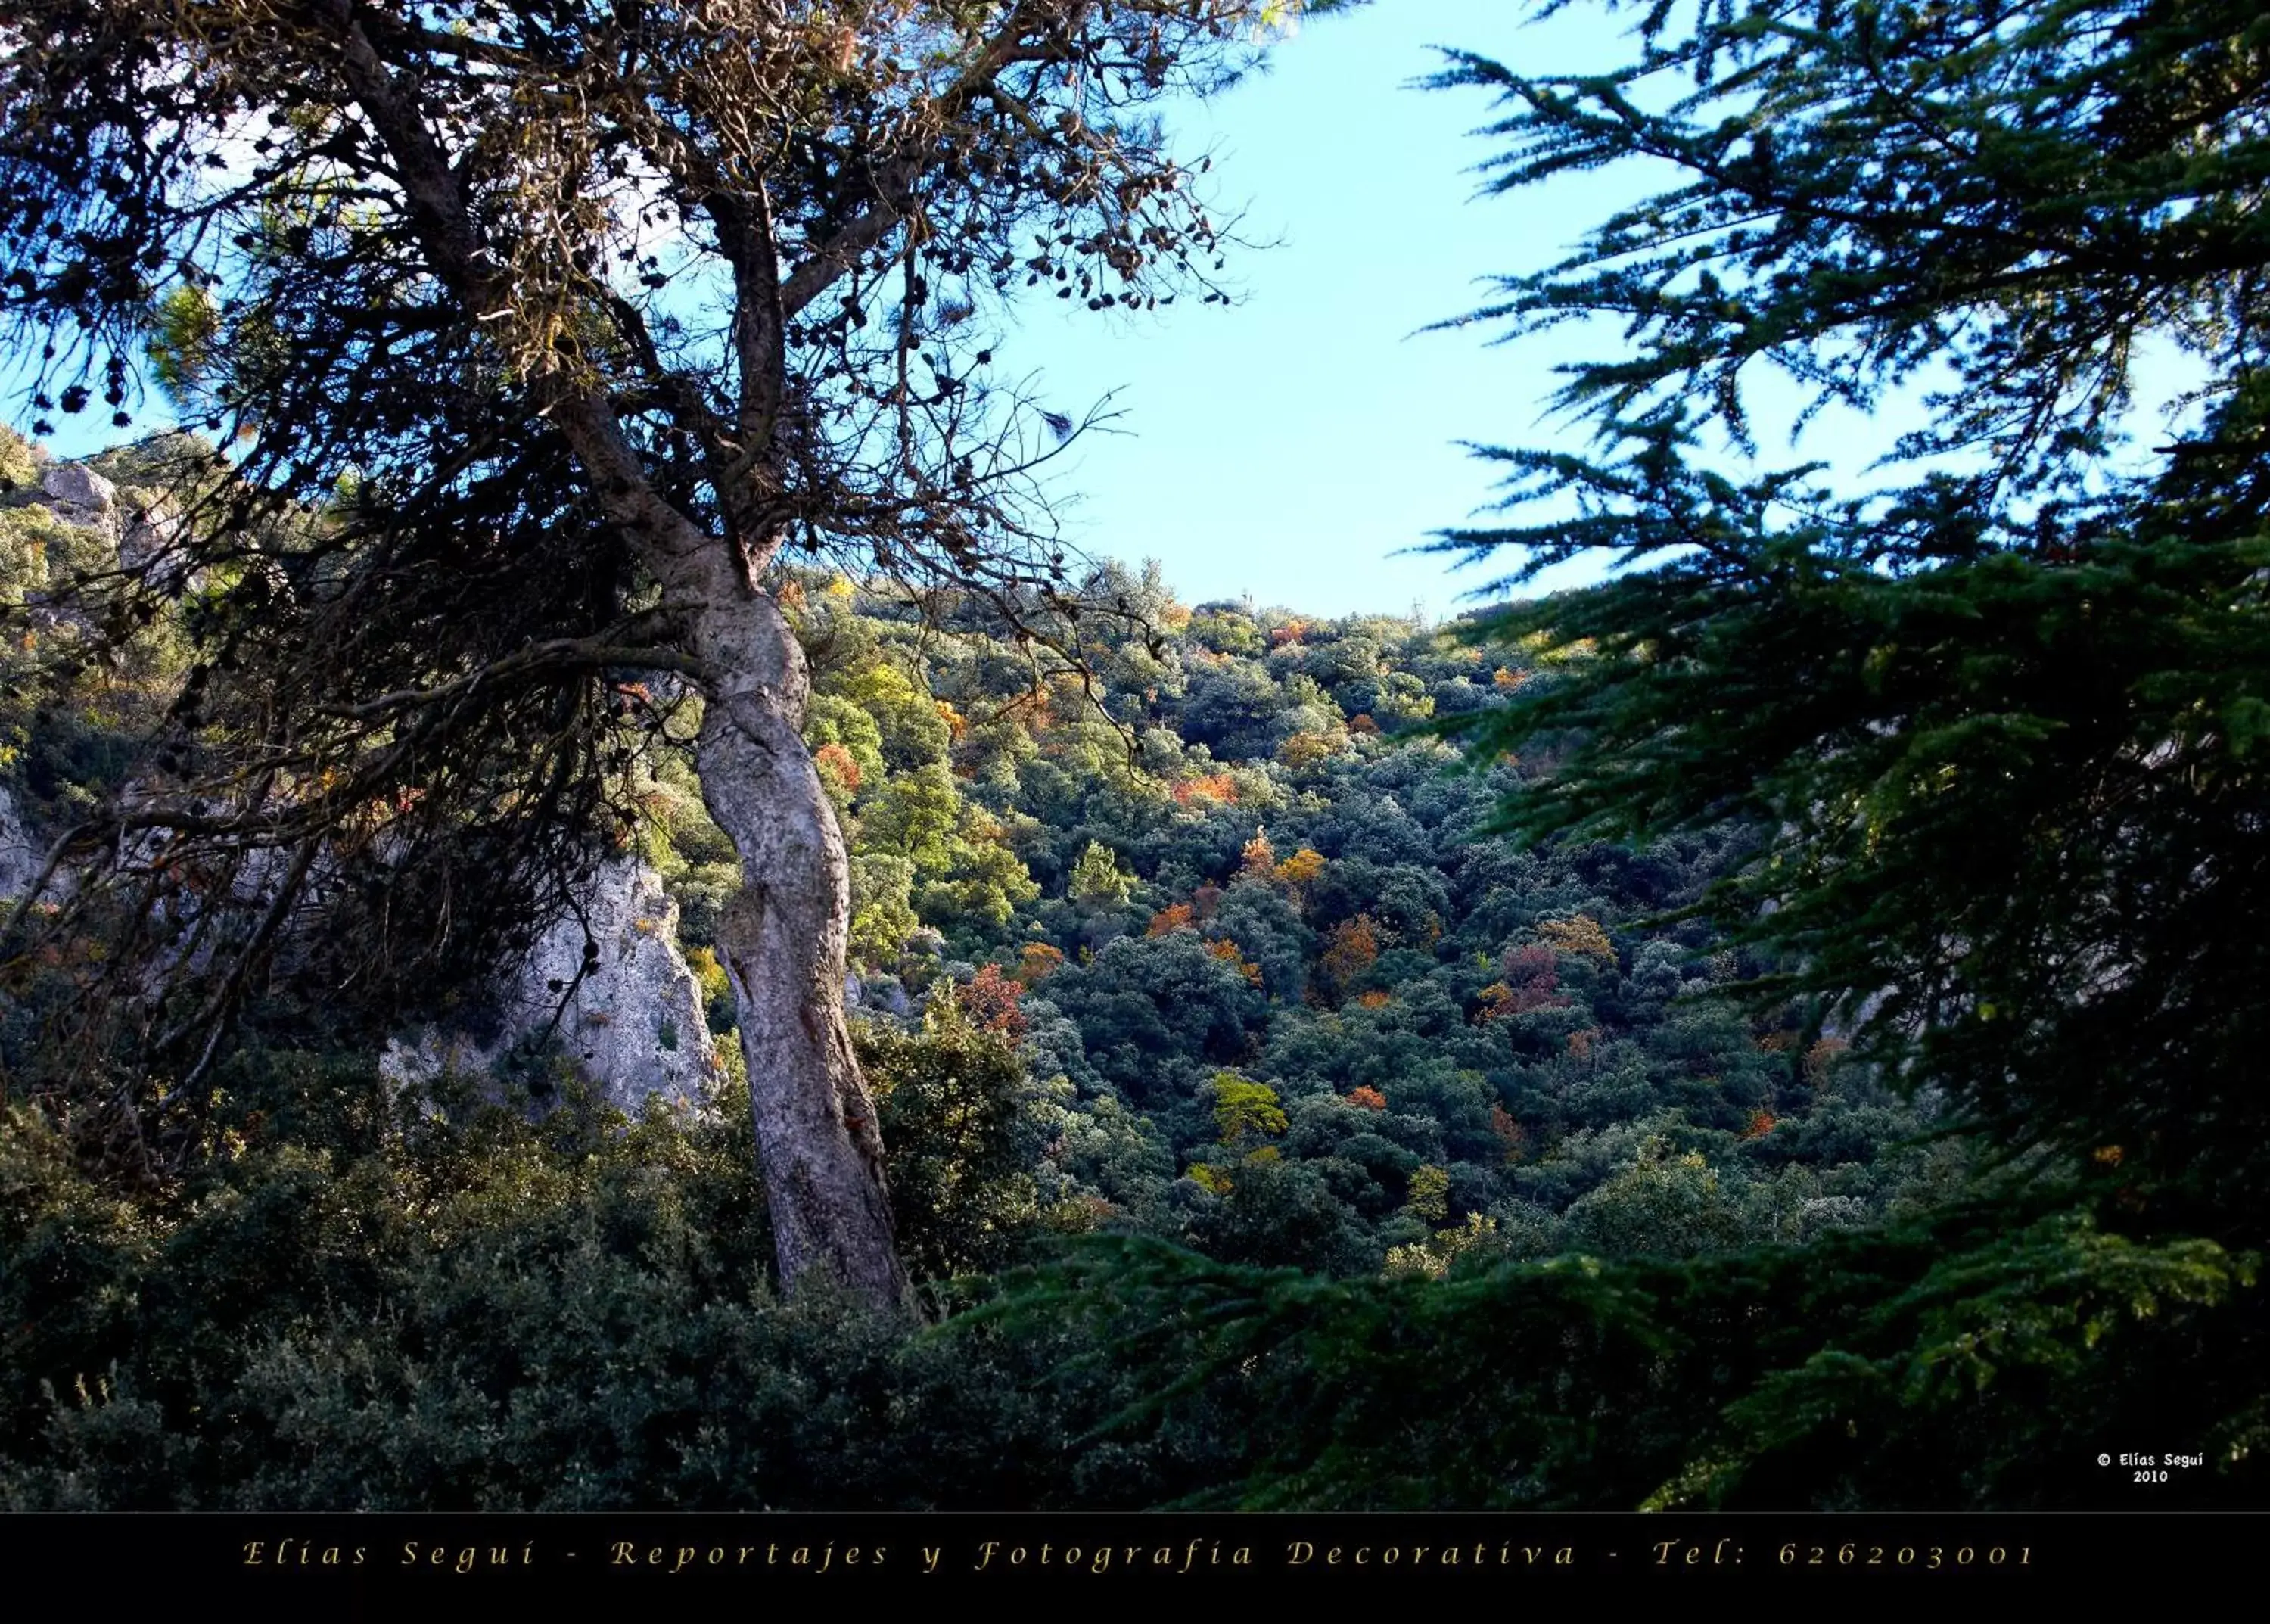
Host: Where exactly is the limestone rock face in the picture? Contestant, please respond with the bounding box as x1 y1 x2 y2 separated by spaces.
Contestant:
845 970 911 1019
0 785 39 901
384 857 723 1115
36 458 198 591
516 857 723 1109
40 461 116 518
9 458 720 1116
118 496 197 591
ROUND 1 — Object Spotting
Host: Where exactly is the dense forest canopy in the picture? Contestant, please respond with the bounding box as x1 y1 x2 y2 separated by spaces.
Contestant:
2 474 1985 1503
1 0 2266 1514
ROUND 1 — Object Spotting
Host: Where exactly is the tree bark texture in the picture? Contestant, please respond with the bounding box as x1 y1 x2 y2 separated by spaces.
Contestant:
310 2 1132 1313
689 581 913 1312
322 29 916 1309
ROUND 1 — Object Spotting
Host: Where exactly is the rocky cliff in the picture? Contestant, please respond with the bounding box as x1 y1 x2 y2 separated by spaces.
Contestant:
0 785 39 901
8 451 724 1116
382 856 723 1115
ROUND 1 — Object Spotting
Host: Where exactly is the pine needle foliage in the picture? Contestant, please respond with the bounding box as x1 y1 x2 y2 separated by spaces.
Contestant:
1426 0 2270 1223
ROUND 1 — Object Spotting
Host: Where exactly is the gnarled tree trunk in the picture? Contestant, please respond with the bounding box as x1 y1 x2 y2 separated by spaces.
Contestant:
322 8 934 1316
686 567 913 1314
525 417 914 1313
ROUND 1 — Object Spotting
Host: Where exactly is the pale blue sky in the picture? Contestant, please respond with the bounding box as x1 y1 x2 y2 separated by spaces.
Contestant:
1018 0 2206 616
1016 0 1634 618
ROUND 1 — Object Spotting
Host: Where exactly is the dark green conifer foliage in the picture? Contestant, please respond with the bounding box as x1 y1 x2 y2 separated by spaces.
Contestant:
1431 0 2270 1222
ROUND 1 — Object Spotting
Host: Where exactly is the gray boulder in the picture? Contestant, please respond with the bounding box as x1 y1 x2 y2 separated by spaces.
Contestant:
119 496 197 591
41 461 116 516
850 972 912 1019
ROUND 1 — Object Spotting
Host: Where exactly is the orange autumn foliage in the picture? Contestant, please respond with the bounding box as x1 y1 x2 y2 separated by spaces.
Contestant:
1476 944 1566 1022
1171 773 1239 807
812 741 862 795
1273 847 1326 890
1490 1103 1527 1162
1345 1086 1388 1112
1320 914 1380 991
1014 942 1065 985
1147 903 1196 937
956 963 1028 1039
1206 937 1264 987
1538 913 1618 965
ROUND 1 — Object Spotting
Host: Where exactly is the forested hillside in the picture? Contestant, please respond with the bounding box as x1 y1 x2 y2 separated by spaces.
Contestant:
757 561 1960 1275
3 0 2265 1520
2 422 1954 1260
0 428 1977 1506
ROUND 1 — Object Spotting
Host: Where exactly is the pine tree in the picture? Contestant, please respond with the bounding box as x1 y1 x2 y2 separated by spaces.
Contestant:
1432 0 2270 1227
0 0 1352 1311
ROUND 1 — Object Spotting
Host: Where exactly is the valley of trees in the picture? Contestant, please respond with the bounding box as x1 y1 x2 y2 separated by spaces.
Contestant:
2 0 2266 1514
